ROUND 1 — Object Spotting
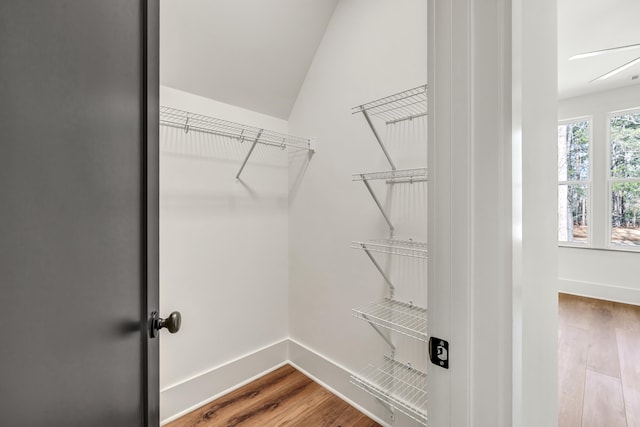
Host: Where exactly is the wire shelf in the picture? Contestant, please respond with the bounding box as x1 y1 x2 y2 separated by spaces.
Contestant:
351 356 428 425
352 167 428 183
353 298 427 341
352 85 428 125
352 239 428 259
159 106 313 151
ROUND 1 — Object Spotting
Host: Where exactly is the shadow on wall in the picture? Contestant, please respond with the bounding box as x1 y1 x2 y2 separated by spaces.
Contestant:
160 124 293 216
160 189 288 216
289 147 315 203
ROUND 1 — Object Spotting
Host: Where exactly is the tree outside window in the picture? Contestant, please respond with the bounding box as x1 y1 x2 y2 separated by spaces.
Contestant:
610 111 640 247
558 119 590 244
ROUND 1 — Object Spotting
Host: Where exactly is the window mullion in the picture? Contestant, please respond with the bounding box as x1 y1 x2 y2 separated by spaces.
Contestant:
592 111 607 248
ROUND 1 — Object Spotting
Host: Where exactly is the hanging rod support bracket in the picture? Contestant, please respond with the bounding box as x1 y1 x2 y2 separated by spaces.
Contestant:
361 108 396 170
235 129 263 181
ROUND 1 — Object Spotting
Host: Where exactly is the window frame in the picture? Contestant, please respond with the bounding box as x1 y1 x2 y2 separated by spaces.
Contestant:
557 116 593 247
606 107 640 252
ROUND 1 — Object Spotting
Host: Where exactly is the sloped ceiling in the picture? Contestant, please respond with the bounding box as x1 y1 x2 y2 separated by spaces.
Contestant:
559 0 640 99
160 0 339 119
162 1 640 108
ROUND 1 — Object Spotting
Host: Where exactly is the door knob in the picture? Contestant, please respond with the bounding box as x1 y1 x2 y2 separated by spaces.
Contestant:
149 311 181 338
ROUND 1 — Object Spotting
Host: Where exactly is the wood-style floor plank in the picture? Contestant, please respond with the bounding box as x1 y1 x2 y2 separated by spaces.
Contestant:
585 300 621 378
306 397 370 426
560 294 592 330
581 370 626 427
614 302 640 331
235 373 330 427
559 293 640 427
558 324 588 427
616 327 640 427
166 364 381 427
167 365 306 426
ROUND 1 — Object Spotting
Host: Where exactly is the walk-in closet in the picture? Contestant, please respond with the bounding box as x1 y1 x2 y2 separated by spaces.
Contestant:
159 0 430 425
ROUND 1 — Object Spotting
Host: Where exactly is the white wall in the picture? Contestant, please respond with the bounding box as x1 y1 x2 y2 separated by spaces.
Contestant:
558 85 640 305
159 86 290 421
287 1 428 425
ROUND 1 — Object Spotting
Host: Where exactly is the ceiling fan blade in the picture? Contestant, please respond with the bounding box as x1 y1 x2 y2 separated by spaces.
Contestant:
590 56 640 82
570 43 640 60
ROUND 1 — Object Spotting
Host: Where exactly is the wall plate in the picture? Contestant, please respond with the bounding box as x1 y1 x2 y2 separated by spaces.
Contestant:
429 336 449 369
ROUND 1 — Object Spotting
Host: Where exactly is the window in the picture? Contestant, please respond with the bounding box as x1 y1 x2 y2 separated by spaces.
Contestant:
558 109 640 251
558 119 590 244
609 110 640 247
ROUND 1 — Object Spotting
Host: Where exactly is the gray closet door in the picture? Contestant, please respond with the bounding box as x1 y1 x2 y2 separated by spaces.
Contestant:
0 1 159 426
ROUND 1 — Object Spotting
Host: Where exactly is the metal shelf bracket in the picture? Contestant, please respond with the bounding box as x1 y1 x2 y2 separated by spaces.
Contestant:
374 394 396 423
361 179 394 235
360 243 396 297
360 108 396 170
364 314 397 355
235 129 263 181
352 169 427 236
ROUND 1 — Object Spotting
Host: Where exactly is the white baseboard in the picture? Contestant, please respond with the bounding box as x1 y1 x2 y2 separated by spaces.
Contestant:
559 279 640 306
287 338 390 426
160 338 422 427
160 339 288 425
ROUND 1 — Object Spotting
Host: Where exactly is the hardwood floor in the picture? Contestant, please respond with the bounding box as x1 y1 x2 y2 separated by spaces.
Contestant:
559 293 640 427
166 364 382 427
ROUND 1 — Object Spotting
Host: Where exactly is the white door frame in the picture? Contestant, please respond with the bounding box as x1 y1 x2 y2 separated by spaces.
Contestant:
428 0 558 425
512 0 558 425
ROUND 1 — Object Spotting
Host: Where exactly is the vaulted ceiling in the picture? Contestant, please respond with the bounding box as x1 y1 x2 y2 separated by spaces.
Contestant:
160 0 339 119
162 0 640 111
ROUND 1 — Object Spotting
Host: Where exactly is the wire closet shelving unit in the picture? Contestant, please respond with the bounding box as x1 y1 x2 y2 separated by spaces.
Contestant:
350 85 429 426
351 239 428 259
351 356 428 426
159 106 314 180
352 84 427 171
352 298 427 342
351 86 428 237
350 239 429 344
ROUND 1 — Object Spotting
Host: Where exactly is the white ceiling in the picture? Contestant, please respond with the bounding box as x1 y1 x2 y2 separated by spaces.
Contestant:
162 1 639 109
160 0 339 119
558 0 640 99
